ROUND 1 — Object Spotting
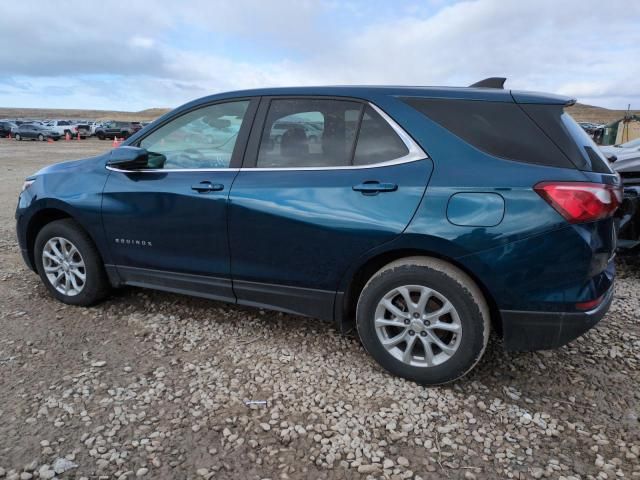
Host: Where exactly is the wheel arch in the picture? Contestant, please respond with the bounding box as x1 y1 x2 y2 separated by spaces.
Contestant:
337 248 502 336
25 207 106 273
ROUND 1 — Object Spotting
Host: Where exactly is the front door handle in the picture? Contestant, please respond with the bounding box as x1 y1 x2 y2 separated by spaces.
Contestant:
353 181 398 195
191 181 224 193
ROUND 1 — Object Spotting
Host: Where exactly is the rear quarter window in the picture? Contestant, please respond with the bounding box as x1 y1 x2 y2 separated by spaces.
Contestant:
401 97 575 169
520 104 613 174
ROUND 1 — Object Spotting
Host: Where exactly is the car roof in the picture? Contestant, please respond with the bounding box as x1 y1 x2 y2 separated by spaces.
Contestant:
200 85 571 103
144 84 574 130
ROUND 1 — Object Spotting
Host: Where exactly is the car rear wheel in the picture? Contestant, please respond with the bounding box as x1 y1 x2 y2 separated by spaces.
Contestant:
97 132 105 140
34 219 110 306
37 134 44 141
15 134 21 141
356 257 490 385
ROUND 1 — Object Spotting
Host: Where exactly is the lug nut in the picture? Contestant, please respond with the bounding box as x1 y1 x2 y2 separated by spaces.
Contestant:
413 312 420 318
420 331 427 337
408 330 415 336
404 319 410 325
423 319 431 326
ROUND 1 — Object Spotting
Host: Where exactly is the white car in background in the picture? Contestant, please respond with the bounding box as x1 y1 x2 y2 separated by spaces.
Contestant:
90 122 104 135
45 120 78 137
600 138 640 162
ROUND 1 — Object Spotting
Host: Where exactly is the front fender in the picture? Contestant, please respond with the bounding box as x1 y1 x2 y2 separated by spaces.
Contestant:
15 155 112 268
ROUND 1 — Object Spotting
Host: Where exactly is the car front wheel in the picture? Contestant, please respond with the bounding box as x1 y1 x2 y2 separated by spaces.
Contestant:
38 134 44 141
34 219 110 306
356 257 490 385
15 134 21 141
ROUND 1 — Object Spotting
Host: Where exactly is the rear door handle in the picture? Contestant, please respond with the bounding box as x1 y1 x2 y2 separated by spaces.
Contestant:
353 181 398 195
191 181 224 193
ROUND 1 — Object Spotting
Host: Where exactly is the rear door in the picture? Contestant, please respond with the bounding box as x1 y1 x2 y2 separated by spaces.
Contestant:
228 97 432 319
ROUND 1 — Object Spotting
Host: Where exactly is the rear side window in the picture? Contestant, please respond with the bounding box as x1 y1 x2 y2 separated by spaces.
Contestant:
353 106 409 165
257 99 361 168
402 98 575 169
255 99 412 168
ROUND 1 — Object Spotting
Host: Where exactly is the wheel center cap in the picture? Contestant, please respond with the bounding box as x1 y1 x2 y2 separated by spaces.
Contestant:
411 320 424 332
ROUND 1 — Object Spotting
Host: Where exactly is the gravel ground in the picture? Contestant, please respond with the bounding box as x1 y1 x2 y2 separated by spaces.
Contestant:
0 137 639 480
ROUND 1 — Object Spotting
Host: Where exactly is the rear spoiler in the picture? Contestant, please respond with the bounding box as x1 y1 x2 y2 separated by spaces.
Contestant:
469 77 506 89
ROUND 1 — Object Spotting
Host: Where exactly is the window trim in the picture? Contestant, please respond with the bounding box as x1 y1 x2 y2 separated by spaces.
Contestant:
106 97 426 173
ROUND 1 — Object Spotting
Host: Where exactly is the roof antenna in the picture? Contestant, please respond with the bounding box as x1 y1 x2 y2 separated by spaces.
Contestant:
469 77 506 89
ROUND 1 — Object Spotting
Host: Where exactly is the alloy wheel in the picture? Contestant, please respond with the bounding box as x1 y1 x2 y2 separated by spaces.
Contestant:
42 236 86 296
374 285 462 367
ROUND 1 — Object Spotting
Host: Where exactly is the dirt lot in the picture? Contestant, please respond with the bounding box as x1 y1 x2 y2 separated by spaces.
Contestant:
0 137 639 480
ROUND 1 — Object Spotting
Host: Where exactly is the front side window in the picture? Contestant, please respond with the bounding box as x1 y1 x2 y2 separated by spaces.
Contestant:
140 101 249 169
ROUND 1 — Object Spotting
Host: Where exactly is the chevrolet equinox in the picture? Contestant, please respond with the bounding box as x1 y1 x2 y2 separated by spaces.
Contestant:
16 79 620 384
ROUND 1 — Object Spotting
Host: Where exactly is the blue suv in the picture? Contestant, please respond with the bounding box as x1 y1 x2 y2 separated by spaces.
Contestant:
15 80 621 384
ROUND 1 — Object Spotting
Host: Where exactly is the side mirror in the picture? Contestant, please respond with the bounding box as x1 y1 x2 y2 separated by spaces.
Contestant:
106 146 150 170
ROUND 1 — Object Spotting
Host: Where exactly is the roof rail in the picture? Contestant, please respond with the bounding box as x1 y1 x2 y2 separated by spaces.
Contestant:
469 77 506 89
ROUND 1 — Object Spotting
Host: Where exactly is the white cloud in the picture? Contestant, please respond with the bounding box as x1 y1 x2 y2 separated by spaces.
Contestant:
0 0 638 110
130 36 155 49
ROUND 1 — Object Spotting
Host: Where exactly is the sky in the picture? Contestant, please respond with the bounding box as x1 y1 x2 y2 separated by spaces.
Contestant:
0 0 638 111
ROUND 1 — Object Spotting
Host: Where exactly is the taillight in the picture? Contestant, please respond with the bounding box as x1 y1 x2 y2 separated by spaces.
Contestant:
534 181 622 224
575 295 604 311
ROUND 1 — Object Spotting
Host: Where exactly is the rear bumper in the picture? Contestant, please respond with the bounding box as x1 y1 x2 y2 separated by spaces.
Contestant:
500 283 614 351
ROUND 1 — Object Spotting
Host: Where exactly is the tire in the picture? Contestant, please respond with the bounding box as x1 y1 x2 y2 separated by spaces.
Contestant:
38 134 44 141
97 132 105 140
356 257 490 385
34 219 110 306
15 134 21 141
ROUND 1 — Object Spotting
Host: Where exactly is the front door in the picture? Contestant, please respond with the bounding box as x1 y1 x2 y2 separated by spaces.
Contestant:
102 99 257 301
228 97 432 319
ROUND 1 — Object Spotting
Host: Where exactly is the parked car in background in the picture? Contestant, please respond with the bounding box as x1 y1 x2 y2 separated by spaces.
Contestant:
0 121 18 137
16 81 620 385
14 124 61 141
89 122 103 135
600 137 640 161
45 120 77 137
95 121 143 140
578 122 605 144
48 120 92 139
610 151 640 187
74 123 91 139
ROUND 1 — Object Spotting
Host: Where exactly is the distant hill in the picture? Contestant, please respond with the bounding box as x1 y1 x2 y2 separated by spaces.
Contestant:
0 107 171 122
0 103 636 124
566 103 638 124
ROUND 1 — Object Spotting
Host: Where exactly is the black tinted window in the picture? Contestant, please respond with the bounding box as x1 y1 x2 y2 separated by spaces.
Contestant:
403 98 575 169
354 106 408 165
257 99 362 168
